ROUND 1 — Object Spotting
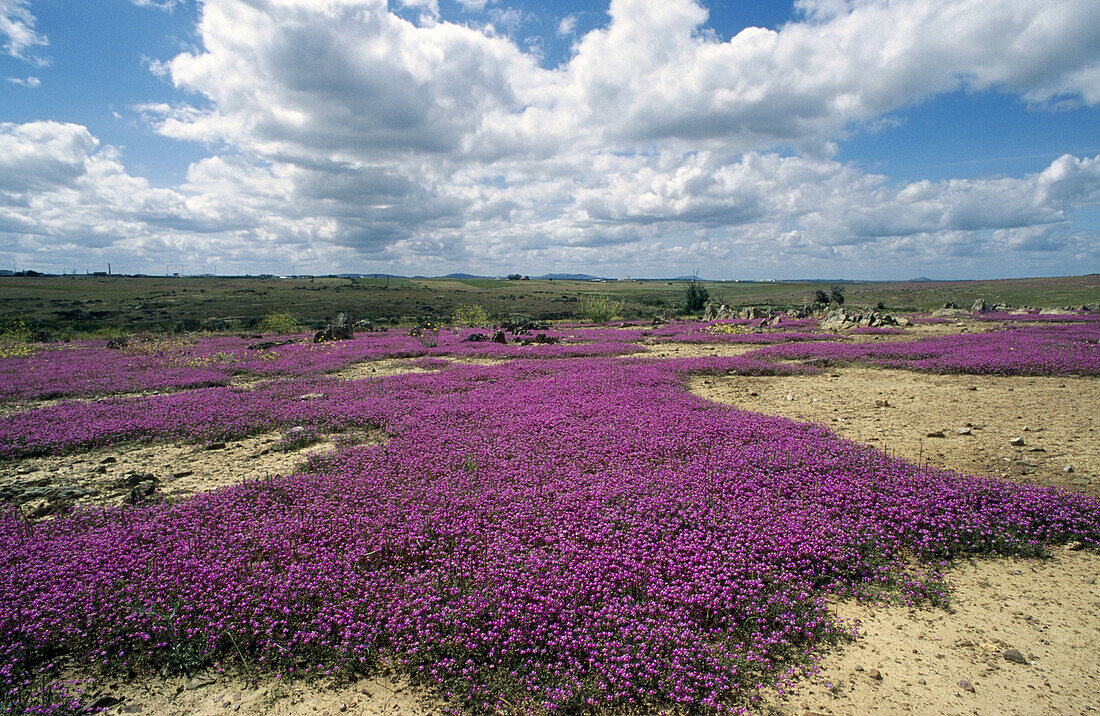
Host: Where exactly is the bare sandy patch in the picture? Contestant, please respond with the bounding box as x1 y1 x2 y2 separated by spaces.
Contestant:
765 549 1100 715
634 342 761 359
328 358 433 380
0 428 384 517
690 367 1098 495
85 672 443 716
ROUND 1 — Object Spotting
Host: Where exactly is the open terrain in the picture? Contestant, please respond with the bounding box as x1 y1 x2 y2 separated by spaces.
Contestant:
0 274 1096 334
0 279 1097 716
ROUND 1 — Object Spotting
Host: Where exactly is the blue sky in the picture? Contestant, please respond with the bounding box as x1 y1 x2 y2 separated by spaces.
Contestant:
1 0 1098 279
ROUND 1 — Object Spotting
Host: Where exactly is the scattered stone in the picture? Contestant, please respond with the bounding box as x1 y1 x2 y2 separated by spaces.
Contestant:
105 337 129 350
464 333 489 342
205 442 227 451
186 672 218 690
298 392 326 401
491 330 508 344
1072 478 1091 486
874 399 889 407
867 668 882 681
247 339 299 350
86 696 123 710
957 679 975 692
1065 541 1084 551
127 481 157 504
171 470 193 479
957 427 972 435
971 299 987 313
520 333 561 346
99 456 117 464
1009 437 1026 446
1064 465 1074 473
926 431 945 438
114 472 157 488
1003 649 1028 664
785 393 794 401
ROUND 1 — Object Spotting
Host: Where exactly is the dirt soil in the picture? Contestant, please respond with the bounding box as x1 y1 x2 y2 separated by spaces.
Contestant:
0 429 384 516
689 367 1098 495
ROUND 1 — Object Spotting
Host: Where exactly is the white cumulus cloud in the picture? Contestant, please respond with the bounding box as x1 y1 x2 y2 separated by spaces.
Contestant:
5 0 1100 277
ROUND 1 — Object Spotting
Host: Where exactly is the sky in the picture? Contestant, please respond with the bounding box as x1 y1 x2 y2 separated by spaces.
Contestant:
0 0 1098 280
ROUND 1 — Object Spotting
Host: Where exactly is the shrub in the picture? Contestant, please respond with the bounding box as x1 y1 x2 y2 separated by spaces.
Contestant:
258 310 302 335
580 294 624 322
684 276 709 313
453 304 490 327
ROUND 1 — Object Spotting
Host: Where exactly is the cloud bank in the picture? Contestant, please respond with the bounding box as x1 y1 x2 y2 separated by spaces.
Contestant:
3 0 1099 277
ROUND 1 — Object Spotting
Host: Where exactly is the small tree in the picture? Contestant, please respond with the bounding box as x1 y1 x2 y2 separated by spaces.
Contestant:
830 285 845 306
683 274 709 313
813 289 830 306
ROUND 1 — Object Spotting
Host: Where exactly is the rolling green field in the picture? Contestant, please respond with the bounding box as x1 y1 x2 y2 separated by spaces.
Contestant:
0 273 1096 333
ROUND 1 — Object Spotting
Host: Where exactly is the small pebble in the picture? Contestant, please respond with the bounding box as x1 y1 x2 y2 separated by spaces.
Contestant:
957 679 974 692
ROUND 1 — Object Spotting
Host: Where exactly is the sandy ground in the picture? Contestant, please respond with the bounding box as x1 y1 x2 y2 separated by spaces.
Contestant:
764 549 1100 715
0 429 384 515
689 367 1098 495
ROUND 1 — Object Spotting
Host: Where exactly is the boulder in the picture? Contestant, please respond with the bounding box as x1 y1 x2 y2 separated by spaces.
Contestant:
971 298 987 313
314 312 354 343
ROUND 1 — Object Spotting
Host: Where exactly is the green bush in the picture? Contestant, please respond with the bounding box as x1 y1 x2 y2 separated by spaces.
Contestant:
683 278 709 313
258 310 302 334
453 304 490 327
580 295 624 323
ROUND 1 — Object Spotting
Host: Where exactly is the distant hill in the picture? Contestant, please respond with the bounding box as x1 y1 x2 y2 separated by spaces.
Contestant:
440 272 492 279
536 273 607 281
335 273 407 279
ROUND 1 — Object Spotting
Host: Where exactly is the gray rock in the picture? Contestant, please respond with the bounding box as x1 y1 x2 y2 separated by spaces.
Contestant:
971 299 987 313
1065 541 1083 551
957 678 974 692
957 427 973 435
297 392 326 401
1003 649 1028 664
1009 437 1026 446
314 312 354 343
1064 465 1074 473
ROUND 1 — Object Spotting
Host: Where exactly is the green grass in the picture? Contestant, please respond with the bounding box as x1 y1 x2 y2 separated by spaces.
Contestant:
0 274 1094 334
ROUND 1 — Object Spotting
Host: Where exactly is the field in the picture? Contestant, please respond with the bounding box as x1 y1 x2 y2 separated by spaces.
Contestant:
0 278 1098 715
1 274 1097 334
